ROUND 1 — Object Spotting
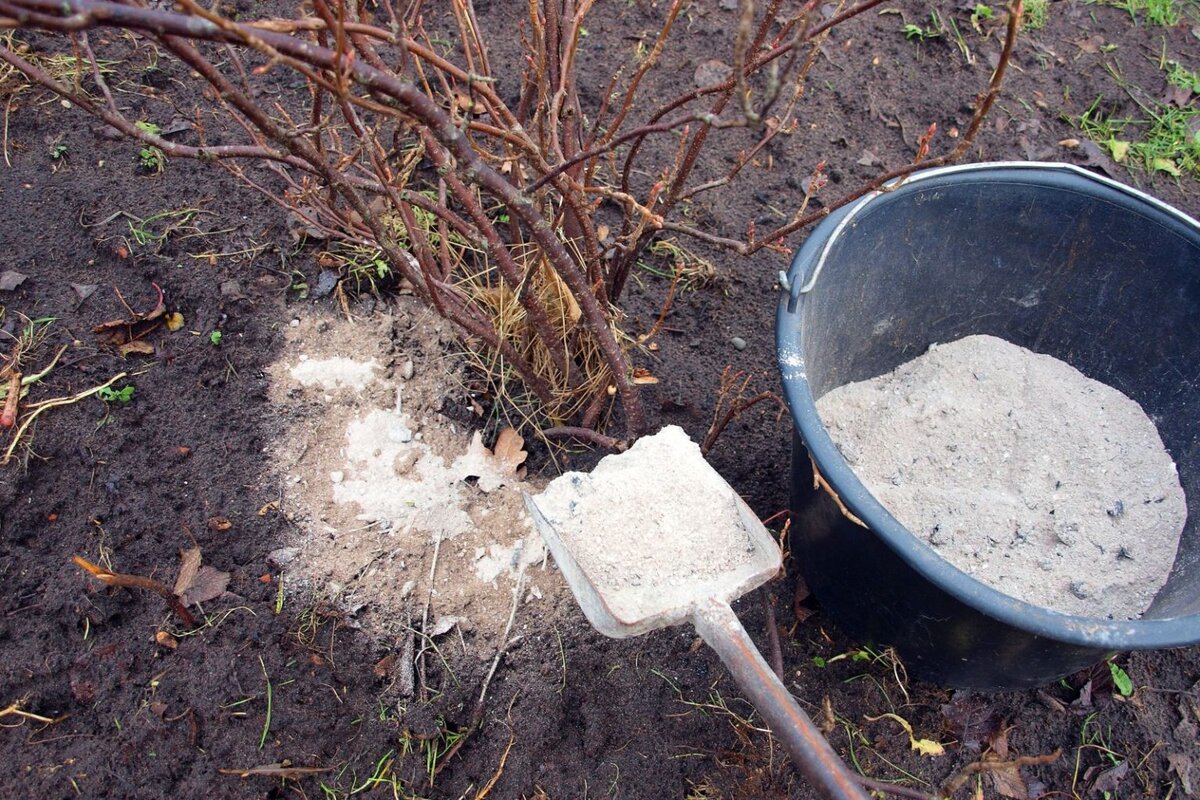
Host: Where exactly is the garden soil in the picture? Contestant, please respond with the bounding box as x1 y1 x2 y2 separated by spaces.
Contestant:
816 334 1187 620
1 2 1198 799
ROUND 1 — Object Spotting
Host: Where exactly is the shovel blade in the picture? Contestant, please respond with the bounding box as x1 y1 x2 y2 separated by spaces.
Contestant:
523 426 781 638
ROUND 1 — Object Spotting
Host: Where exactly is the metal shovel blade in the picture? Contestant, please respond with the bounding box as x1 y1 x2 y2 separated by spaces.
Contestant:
523 477 779 639
523 427 867 800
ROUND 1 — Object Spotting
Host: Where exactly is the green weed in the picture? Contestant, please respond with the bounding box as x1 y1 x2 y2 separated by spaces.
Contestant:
1087 0 1194 25
97 384 134 404
1023 0 1050 29
1077 92 1200 178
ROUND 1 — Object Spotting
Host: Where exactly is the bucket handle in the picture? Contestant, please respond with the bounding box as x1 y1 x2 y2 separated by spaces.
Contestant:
782 193 878 313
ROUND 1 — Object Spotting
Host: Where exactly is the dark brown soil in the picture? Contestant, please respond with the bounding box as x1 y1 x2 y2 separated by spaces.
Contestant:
2 2 1198 799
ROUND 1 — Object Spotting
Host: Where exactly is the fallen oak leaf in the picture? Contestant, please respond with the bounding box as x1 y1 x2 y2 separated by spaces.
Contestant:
865 712 946 756
455 428 527 492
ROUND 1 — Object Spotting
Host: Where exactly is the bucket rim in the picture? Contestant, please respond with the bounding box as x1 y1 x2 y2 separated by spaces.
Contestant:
776 160 1200 652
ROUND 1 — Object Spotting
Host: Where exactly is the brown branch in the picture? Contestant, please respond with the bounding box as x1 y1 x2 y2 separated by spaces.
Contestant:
72 555 197 628
539 426 628 452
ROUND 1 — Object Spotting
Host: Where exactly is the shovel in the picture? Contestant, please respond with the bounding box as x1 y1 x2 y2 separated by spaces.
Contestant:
522 426 867 800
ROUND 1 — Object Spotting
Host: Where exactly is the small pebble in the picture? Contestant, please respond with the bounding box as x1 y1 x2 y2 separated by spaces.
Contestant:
329 470 344 484
267 547 299 569
1107 499 1125 518
730 336 747 351
400 359 415 380
290 318 300 327
1069 581 1092 599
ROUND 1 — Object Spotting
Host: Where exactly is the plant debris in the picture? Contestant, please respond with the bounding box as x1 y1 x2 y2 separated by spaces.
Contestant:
173 546 231 607
93 282 168 355
865 712 945 757
456 428 527 492
218 762 332 779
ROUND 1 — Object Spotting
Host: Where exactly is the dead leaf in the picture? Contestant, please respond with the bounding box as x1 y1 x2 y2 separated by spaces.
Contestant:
1072 35 1105 54
118 340 156 357
179 566 230 607
258 500 281 516
1092 761 1129 794
207 516 232 532
427 615 463 637
990 763 1028 800
492 428 527 474
0 271 27 291
866 712 945 756
857 149 881 166
93 283 167 347
373 654 397 678
1107 140 1131 162
155 631 178 649
1152 158 1182 177
174 548 202 597
456 429 527 493
71 283 99 304
1058 138 1081 149
1166 84 1194 108
941 693 1000 753
1168 753 1194 796
453 90 486 115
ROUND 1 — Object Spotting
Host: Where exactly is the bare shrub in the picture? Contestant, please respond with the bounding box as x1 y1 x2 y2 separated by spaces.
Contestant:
0 0 1021 442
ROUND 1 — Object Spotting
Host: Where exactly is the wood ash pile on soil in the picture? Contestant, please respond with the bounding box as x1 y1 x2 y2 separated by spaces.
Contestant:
816 334 1187 619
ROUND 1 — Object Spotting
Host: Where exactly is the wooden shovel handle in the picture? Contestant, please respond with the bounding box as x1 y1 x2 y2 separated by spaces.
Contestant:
693 599 869 800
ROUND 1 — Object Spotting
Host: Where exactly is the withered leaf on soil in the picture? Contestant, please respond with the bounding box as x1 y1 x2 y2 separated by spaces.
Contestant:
0 271 27 291
865 712 945 756
457 428 527 493
1091 761 1129 794
373 653 397 678
71 283 99 304
1168 753 1194 796
174 547 202 597
118 340 156 357
1072 35 1105 54
207 516 232 532
174 547 231 607
179 567 230 607
94 283 168 348
990 762 1029 800
940 692 1001 752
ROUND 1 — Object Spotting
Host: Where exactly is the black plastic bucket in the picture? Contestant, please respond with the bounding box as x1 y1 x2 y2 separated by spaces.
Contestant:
775 162 1200 689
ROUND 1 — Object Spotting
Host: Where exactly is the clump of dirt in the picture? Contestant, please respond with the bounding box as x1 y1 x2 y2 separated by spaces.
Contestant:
817 334 1186 619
